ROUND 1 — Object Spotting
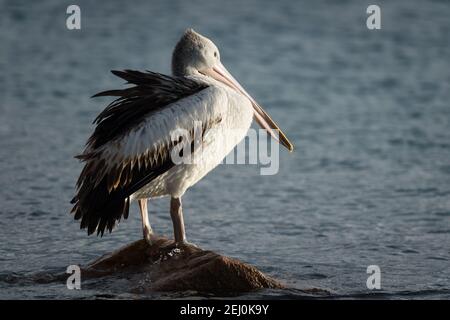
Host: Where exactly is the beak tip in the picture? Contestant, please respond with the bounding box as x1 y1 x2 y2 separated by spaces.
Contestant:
283 140 294 152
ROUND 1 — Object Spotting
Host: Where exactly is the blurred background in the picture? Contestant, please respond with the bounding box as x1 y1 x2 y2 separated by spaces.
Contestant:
0 0 449 299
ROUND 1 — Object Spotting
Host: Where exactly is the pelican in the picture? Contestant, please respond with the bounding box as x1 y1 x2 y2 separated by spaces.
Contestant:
71 29 293 247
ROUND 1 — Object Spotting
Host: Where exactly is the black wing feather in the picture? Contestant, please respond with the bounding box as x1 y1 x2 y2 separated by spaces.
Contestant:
88 70 208 149
71 70 209 236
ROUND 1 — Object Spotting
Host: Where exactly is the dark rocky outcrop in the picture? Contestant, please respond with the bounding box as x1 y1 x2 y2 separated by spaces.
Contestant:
82 236 284 295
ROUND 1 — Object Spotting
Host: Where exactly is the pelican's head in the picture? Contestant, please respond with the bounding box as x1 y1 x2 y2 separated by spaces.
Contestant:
172 29 220 77
172 29 294 152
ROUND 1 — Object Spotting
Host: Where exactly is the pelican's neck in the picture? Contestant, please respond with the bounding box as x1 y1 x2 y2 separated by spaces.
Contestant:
172 65 199 77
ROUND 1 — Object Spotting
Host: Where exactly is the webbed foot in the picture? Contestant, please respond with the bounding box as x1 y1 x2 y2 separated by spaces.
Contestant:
143 227 158 246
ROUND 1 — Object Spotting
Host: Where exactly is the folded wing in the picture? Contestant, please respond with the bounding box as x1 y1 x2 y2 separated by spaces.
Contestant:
71 70 223 236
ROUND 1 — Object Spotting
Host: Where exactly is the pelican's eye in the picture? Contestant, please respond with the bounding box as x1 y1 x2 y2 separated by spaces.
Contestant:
214 51 217 58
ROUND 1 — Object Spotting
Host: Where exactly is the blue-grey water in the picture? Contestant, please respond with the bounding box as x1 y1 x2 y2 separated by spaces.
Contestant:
0 0 449 299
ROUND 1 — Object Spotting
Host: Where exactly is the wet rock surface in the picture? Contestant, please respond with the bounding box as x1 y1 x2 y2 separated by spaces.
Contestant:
82 237 285 295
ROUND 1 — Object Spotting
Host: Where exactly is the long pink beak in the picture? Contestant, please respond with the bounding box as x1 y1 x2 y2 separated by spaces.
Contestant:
201 62 294 152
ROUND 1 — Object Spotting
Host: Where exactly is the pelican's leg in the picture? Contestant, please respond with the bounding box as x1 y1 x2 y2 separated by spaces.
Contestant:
138 199 156 245
170 197 186 244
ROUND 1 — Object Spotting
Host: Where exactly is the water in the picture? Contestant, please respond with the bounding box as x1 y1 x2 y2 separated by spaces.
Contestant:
1 0 449 299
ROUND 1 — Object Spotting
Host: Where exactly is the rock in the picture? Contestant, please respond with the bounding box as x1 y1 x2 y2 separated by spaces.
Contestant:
82 236 284 295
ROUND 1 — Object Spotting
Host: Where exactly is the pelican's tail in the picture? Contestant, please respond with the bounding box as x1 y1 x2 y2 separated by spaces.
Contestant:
71 175 130 236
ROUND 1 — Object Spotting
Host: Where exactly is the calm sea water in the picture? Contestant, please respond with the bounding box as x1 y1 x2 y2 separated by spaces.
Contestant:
0 0 449 299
